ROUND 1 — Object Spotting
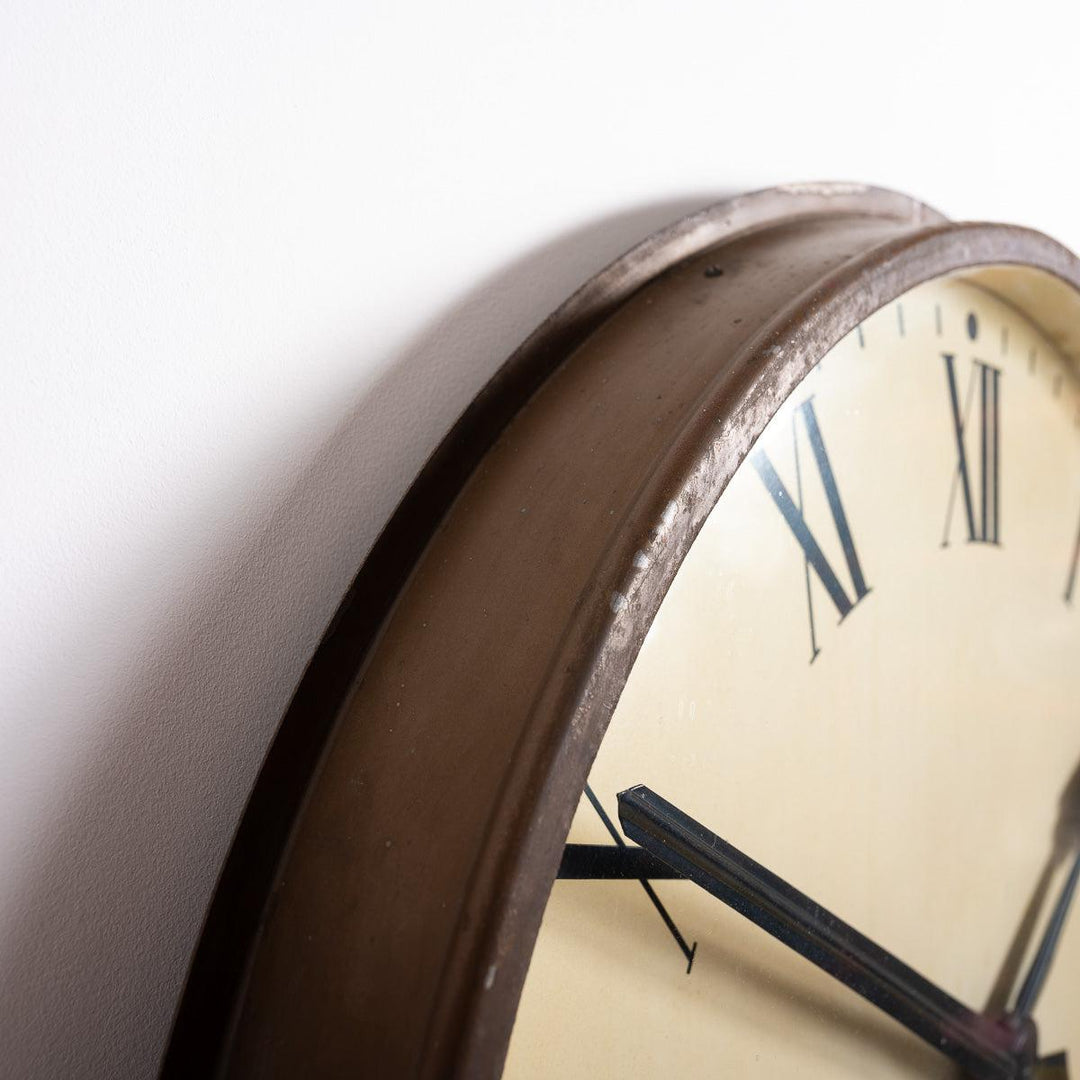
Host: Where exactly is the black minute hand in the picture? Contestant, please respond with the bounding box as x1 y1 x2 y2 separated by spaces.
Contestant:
617 785 1032 1080
1013 848 1080 1019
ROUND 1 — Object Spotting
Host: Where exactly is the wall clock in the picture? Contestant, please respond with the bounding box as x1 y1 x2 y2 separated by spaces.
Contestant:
162 184 1080 1079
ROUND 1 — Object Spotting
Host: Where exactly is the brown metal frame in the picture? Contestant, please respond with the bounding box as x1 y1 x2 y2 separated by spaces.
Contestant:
161 185 1080 1079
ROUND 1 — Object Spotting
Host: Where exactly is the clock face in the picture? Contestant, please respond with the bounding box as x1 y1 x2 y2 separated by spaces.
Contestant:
502 274 1080 1078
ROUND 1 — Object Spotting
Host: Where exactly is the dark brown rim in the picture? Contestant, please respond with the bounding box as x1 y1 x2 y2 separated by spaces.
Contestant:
160 186 1080 1080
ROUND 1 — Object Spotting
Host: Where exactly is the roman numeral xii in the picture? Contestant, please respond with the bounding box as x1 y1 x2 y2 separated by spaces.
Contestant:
942 354 1002 546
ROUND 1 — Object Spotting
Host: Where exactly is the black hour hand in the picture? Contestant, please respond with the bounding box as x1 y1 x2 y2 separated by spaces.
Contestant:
617 785 1034 1080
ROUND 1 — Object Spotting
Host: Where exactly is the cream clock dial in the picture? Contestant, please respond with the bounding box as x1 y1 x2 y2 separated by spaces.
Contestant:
162 187 1080 1080
504 276 1080 1079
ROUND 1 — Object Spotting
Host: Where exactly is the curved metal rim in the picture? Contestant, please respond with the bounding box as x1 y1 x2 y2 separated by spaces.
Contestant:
160 186 1080 1080
449 224 1080 1077
161 181 945 1076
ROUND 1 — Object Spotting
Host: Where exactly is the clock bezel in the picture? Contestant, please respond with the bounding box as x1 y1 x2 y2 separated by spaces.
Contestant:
161 185 1080 1079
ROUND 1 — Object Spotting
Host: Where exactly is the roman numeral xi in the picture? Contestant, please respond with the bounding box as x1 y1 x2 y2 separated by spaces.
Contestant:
752 398 871 662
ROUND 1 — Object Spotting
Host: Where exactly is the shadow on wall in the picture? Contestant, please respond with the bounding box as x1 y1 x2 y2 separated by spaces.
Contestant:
0 192 727 1078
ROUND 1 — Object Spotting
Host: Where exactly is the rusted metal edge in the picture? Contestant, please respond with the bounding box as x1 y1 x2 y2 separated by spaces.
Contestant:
441 224 1080 1078
159 184 951 1076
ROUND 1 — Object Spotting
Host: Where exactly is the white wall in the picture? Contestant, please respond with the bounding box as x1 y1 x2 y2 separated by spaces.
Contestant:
3 1 1078 1075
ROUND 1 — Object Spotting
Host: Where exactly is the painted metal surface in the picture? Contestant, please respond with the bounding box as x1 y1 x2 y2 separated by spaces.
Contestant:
161 185 1080 1079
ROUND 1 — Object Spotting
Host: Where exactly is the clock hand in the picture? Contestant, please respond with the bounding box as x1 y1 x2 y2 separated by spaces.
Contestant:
991 764 1080 1078
1012 848 1080 1019
617 784 1032 1080
989 762 1080 1016
985 854 1058 1016
1033 1050 1070 1079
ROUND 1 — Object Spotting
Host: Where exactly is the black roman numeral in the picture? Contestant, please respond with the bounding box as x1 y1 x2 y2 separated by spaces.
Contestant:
942 354 1002 546
752 398 871 661
556 785 697 972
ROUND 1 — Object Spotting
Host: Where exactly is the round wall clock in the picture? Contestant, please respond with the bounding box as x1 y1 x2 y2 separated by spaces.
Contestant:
163 184 1080 1079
